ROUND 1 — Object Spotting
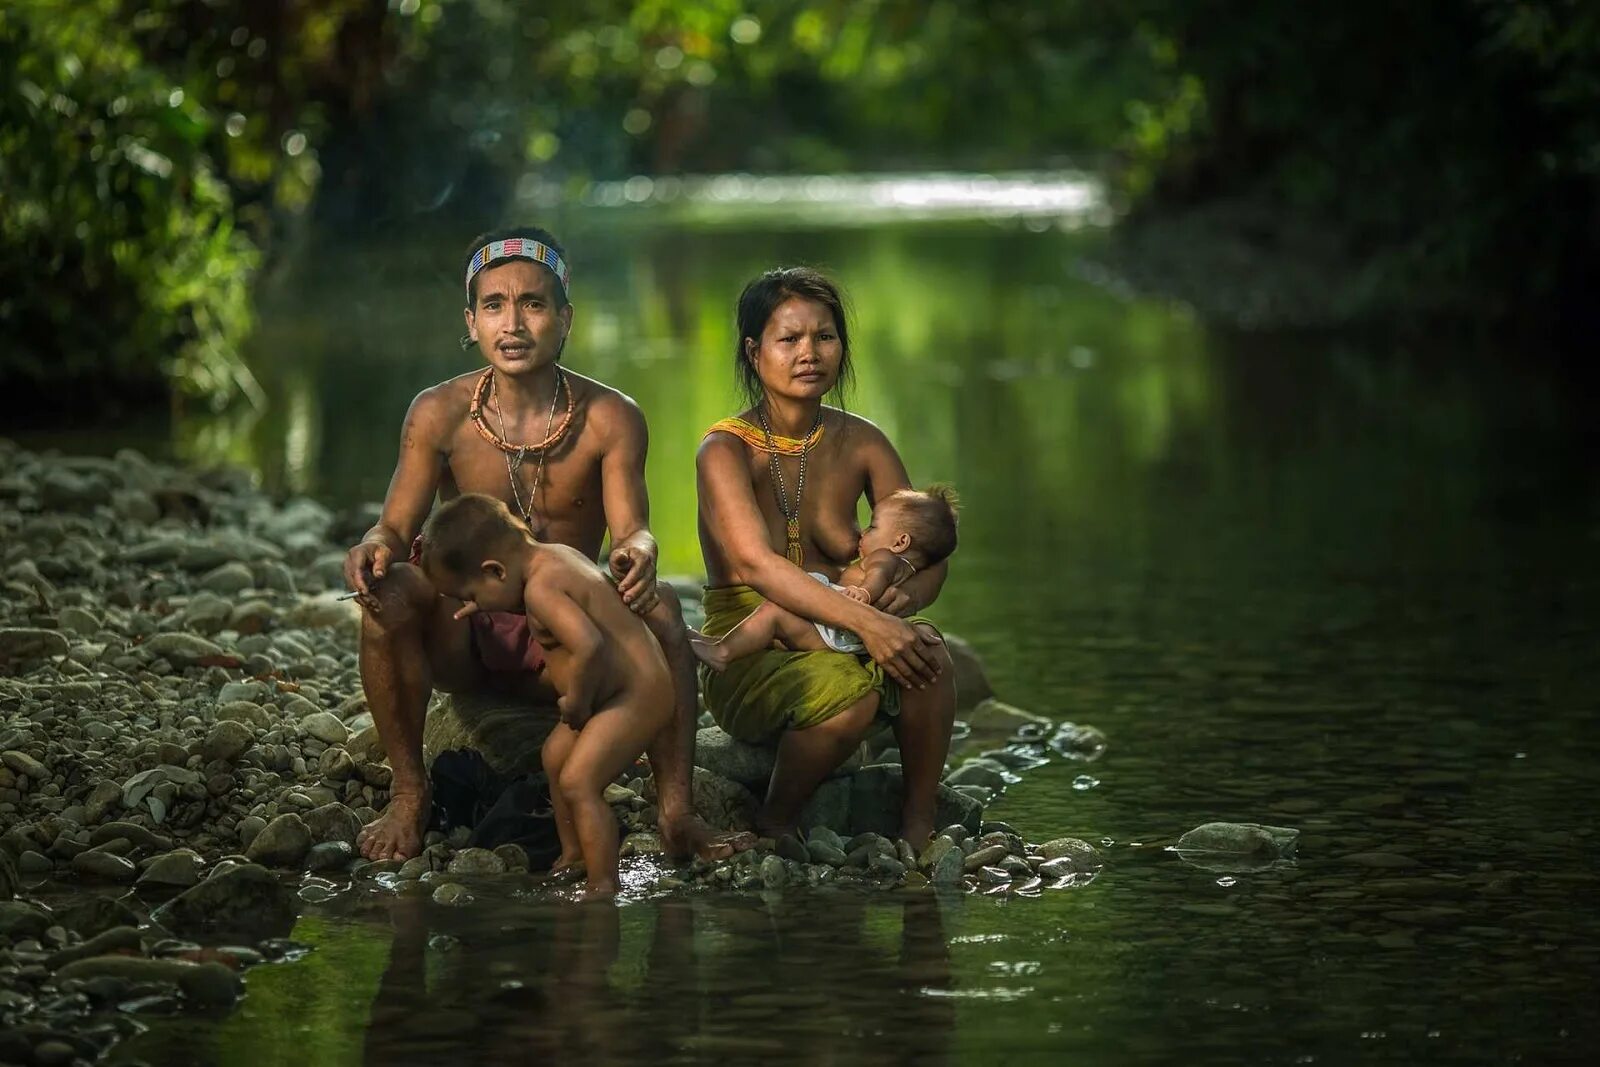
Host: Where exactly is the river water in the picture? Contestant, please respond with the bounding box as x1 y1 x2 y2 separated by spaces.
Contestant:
104 182 1599 1064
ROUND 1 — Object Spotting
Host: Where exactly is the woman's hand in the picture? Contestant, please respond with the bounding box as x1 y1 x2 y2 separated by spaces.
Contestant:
857 611 944 689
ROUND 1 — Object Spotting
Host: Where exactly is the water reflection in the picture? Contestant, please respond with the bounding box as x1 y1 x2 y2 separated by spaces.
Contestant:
351 888 956 1066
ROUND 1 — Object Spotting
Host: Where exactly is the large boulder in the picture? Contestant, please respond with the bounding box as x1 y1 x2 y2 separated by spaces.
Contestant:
688 768 758 832
961 698 1052 748
943 633 995 712
422 691 560 777
846 764 983 838
692 726 862 791
152 863 296 937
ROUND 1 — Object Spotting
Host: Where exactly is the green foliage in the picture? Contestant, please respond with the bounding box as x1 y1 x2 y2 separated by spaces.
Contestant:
0 1 259 409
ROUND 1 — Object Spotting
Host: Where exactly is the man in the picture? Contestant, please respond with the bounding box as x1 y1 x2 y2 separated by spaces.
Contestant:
345 226 750 863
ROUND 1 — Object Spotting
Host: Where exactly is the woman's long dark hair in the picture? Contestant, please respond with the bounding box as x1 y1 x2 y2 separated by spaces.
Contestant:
733 267 856 408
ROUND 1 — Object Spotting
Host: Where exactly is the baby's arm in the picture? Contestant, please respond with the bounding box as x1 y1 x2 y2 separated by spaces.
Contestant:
524 571 607 729
842 550 905 603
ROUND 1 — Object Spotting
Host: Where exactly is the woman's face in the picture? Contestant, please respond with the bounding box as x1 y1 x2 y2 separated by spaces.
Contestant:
747 296 843 402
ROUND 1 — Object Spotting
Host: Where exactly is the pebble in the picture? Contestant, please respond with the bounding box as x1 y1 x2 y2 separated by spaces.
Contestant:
139 849 205 888
446 848 507 876
299 712 348 746
70 851 138 882
432 883 473 906
244 813 311 868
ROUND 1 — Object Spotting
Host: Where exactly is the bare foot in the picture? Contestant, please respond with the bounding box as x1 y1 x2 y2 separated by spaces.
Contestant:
687 629 731 672
550 849 585 875
898 820 935 850
357 790 431 860
581 878 619 900
658 810 757 862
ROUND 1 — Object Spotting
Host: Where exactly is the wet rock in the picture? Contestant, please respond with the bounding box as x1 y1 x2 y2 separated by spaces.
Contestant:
57 896 142 938
805 839 847 866
930 846 965 885
201 720 254 763
244 813 311 867
0 900 52 938
962 699 1051 747
121 765 199 809
305 841 355 873
493 844 530 872
686 767 758 832
447 848 507 876
55 957 241 1006
846 764 982 838
797 776 852 833
1048 721 1108 761
82 781 122 823
71 851 138 882
918 835 958 871
89 821 172 851
1037 837 1102 872
2 749 49 780
976 866 1012 885
152 863 296 936
775 834 810 864
962 844 1008 872
1175 822 1298 860
759 854 787 889
432 882 473 906
45 925 142 968
236 815 267 849
946 758 1011 793
139 849 205 888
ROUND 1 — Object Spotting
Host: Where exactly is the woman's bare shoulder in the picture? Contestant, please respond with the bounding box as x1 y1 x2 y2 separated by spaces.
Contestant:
831 409 896 453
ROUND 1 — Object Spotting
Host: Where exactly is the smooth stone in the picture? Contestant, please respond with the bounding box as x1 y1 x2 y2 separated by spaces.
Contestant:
775 834 810 864
1036 837 1102 872
152 863 296 936
962 844 1009 872
0 629 70 666
142 633 229 668
139 850 204 888
943 633 996 712
237 815 267 848
446 848 507 876
44 925 143 968
919 835 958 871
244 813 312 867
56 956 241 1006
0 900 52 938
198 562 255 594
18 850 52 874
847 764 982 838
201 720 254 763
305 841 355 873
930 846 965 885
71 851 138 882
216 701 272 730
432 882 473 906
945 758 1011 793
300 711 348 746
492 844 530 871
805 840 847 866
1175 823 1298 859
1 750 49 780
83 781 122 822
962 698 1051 746
759 854 787 889
56 896 142 938
301 802 363 846
89 821 172 851
977 865 1012 884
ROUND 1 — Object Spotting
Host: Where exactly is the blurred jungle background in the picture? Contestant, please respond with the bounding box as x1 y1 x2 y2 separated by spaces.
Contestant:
4 0 1596 422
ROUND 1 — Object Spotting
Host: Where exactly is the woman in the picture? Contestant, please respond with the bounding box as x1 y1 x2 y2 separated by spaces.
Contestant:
696 267 956 845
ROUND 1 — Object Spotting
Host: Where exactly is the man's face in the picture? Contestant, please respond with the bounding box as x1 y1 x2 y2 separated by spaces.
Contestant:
463 260 573 377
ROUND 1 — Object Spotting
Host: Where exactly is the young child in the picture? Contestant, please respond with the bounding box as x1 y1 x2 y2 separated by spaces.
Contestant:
418 493 672 896
691 484 959 670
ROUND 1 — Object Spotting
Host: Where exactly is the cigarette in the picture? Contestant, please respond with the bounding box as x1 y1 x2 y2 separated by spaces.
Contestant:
336 591 361 601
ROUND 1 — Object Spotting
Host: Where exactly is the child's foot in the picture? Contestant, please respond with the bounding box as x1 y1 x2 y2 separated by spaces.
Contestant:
688 629 731 672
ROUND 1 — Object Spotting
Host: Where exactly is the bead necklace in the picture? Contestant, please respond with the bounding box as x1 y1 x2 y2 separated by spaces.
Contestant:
757 404 823 567
468 365 575 455
487 366 567 537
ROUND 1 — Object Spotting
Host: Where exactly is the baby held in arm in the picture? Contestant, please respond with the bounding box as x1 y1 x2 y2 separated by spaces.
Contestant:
418 493 672 897
690 484 959 670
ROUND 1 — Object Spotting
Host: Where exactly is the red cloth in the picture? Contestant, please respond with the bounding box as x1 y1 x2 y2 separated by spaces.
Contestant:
409 535 546 675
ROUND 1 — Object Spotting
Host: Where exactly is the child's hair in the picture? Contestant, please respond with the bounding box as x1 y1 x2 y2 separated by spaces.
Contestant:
419 494 528 577
885 483 960 566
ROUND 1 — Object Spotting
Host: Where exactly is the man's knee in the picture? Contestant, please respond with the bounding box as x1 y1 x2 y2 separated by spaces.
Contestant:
360 562 436 637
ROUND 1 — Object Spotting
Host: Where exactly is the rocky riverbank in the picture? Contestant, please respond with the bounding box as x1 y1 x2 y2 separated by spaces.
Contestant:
0 440 1128 1060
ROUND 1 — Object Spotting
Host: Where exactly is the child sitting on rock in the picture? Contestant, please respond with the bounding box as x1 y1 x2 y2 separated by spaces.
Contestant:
691 484 958 670
418 494 672 897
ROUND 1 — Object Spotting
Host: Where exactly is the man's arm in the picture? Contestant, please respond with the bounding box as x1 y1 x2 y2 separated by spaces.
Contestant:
344 390 448 598
596 392 659 615
525 571 607 729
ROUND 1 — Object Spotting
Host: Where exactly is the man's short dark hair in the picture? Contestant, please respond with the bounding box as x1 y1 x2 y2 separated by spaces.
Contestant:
462 226 569 309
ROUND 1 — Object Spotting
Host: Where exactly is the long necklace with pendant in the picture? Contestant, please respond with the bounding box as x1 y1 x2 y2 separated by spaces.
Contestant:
757 404 823 567
491 366 565 538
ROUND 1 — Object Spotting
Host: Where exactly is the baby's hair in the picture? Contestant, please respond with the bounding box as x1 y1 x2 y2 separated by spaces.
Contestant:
885 483 960 566
419 494 528 577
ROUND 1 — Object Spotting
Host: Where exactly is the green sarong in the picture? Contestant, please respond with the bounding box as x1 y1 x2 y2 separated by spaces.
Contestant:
699 584 935 742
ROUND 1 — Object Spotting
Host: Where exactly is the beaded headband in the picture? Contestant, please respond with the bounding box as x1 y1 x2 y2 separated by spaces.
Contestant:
465 238 571 298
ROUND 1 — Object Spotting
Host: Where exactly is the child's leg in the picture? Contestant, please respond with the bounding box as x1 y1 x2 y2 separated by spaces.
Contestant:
541 724 583 870
689 601 829 671
556 692 671 895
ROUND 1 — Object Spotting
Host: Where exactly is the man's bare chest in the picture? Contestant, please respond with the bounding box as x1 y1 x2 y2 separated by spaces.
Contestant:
442 432 603 524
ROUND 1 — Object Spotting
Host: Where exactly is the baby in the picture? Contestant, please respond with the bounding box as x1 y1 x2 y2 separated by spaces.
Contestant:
691 484 959 669
418 493 672 897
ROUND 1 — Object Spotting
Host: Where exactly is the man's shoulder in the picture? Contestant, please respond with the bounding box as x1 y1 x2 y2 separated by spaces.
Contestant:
567 370 645 438
408 372 477 423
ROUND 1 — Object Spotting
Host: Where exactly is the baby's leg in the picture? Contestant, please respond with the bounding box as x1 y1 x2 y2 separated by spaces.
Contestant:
556 690 672 896
540 724 583 872
689 601 828 671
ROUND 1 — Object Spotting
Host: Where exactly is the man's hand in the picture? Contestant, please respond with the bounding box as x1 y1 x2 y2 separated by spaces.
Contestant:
344 538 393 612
608 542 660 615
842 584 873 603
558 692 593 731
872 585 915 617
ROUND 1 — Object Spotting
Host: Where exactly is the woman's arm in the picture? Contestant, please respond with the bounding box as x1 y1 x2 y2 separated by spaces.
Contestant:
698 433 943 686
